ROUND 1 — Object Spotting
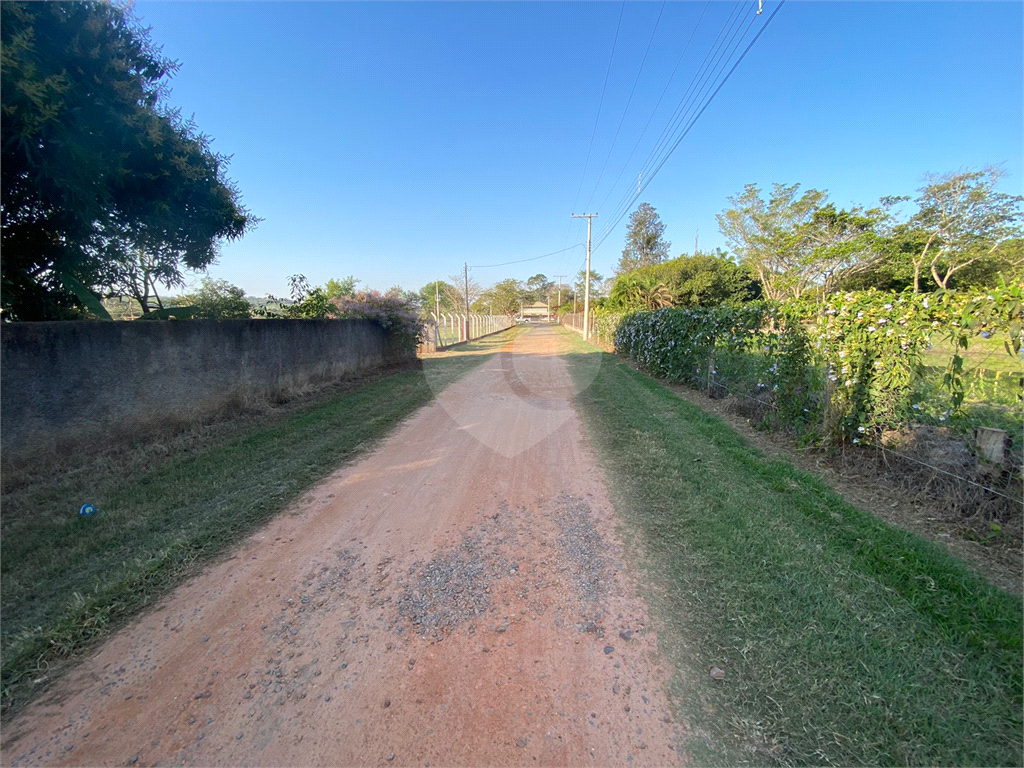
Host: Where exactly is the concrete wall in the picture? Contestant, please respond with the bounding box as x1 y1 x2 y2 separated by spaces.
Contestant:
1 319 411 453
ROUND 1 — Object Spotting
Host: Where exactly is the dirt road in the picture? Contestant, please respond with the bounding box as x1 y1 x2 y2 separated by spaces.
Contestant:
3 326 684 767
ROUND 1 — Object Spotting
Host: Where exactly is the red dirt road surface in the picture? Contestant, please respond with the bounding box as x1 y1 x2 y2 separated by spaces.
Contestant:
3 326 685 767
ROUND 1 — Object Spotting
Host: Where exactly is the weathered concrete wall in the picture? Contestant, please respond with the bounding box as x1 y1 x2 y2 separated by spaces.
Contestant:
0 319 411 452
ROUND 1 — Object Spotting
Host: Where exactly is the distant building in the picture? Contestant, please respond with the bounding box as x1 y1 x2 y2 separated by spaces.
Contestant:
521 301 549 320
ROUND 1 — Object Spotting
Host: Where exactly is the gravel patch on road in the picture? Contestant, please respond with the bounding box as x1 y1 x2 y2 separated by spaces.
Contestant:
395 507 516 639
552 493 613 610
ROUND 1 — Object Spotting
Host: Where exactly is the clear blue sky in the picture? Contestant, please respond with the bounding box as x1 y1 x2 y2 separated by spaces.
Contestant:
133 0 1023 298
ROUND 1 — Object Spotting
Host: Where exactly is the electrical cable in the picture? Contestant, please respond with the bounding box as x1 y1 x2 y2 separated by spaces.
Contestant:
469 243 585 269
599 1 751 233
602 0 751 232
595 0 786 255
582 0 668 213
593 0 712 219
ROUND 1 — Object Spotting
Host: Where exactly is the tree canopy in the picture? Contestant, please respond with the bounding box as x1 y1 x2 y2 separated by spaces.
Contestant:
1 1 256 319
716 183 884 301
904 166 1023 291
478 278 524 318
617 203 671 274
183 278 252 320
608 251 759 311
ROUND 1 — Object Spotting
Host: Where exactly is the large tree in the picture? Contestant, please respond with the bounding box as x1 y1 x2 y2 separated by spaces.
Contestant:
418 280 458 318
716 183 884 301
617 203 671 274
905 167 1023 291
1 1 256 320
183 278 251 320
478 278 524 319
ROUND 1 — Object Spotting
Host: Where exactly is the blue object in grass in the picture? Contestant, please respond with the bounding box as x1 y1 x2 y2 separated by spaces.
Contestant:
79 503 96 516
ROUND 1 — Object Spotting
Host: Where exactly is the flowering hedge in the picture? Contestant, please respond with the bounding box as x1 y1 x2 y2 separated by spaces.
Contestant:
332 291 424 356
614 285 1023 443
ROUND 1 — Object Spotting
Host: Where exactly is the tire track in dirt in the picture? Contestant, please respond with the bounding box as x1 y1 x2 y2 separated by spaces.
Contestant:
2 326 684 767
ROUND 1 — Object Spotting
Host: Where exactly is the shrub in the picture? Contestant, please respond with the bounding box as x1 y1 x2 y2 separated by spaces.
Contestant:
332 290 424 356
612 284 1023 443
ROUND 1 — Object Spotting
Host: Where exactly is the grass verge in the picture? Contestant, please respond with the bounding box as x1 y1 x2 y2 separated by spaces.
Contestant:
0 327 523 720
559 328 1023 767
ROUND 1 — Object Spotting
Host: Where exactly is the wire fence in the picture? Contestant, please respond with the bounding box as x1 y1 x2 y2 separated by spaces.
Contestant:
560 313 616 351
418 313 514 353
561 314 1022 516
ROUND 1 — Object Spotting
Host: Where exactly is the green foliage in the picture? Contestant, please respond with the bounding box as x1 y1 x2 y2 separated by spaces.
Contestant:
609 252 760 310
269 275 333 319
1 1 256 320
608 274 673 311
418 280 459 318
574 268 606 300
523 274 553 304
479 278 524 318
325 276 359 300
908 167 1024 291
613 285 1024 443
617 202 671 274
182 278 251 320
716 183 886 301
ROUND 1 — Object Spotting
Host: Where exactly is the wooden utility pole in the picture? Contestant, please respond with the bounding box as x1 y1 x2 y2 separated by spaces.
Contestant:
571 213 597 340
554 275 564 311
464 263 471 341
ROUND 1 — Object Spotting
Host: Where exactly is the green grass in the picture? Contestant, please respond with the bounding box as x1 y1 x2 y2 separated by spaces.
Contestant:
921 334 1024 375
916 334 1023 448
0 327 523 720
558 328 1023 767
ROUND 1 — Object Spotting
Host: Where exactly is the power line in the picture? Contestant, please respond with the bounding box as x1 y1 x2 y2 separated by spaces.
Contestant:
595 0 786 254
602 0 752 231
469 243 585 269
568 0 626 218
582 0 668 213
594 0 712 218
635 2 750 188
599 1 752 235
